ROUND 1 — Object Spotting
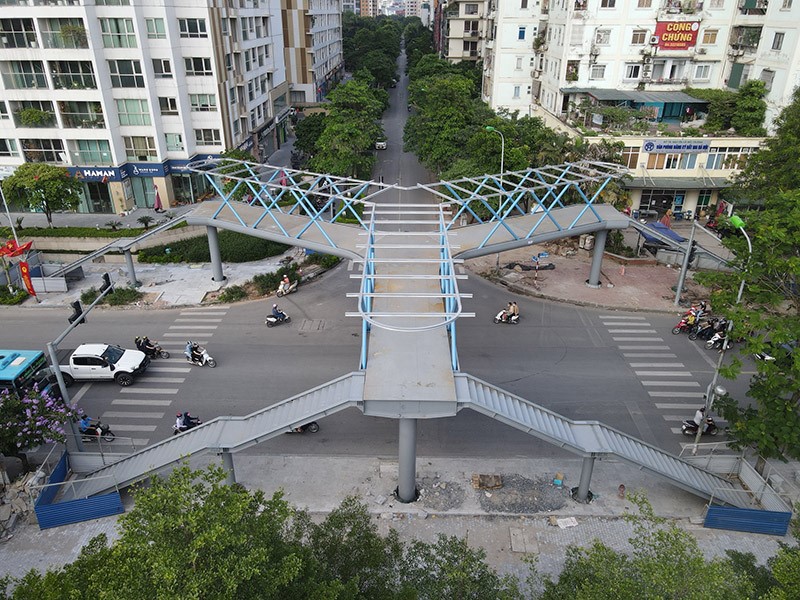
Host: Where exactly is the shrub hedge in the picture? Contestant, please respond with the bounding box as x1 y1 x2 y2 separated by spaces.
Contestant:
0 287 28 305
138 231 289 264
251 264 300 295
305 253 341 269
80 286 143 306
218 285 247 303
4 222 186 239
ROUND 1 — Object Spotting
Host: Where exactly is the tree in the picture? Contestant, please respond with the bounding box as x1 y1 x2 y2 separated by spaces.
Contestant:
218 148 257 203
0 386 79 474
537 493 754 599
730 80 767 137
1 163 83 228
294 112 327 156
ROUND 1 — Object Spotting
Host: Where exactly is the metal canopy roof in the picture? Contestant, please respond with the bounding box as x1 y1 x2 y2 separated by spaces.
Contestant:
624 176 731 189
561 88 707 104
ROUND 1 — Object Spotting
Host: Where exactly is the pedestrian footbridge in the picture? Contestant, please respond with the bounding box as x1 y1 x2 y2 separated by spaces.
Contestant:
60 158 782 513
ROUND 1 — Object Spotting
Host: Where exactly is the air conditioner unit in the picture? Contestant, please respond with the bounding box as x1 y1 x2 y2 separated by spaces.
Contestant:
644 57 653 64
696 47 707 54
649 36 659 45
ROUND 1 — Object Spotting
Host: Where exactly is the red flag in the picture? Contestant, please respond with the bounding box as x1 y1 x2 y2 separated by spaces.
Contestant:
0 239 32 257
18 261 36 297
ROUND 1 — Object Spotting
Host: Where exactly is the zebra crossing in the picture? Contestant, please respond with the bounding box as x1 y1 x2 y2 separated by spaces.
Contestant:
99 306 229 448
599 314 718 437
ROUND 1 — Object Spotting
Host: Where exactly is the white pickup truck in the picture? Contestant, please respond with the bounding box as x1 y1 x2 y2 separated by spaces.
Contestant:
57 344 150 387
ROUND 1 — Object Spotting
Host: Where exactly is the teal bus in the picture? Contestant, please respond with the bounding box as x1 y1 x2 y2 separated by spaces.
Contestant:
0 350 59 398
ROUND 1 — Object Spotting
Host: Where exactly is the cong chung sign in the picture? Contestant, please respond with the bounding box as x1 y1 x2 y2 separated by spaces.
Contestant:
654 21 700 50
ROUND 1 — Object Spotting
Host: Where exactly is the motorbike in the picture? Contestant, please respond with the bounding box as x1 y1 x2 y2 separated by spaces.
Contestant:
185 344 217 368
671 314 698 335
172 415 202 435
494 309 520 325
80 420 115 443
706 331 730 350
681 417 719 436
689 318 721 341
276 279 298 297
286 421 319 434
135 337 170 359
265 313 292 327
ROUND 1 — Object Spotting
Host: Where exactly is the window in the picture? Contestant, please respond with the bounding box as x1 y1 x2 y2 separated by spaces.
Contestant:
515 57 523 70
647 153 697 169
705 147 753 169
622 147 639 169
225 54 233 71
595 29 611 45
760 69 775 91
116 99 150 126
229 87 237 105
521 0 528 7
20 139 64 162
709 0 724 7
694 64 711 80
782 0 793 7
50 61 96 89
59 100 103 128
625 64 641 79
194 129 221 145
0 139 17 157
179 18 208 38
123 136 157 161
589 64 606 79
464 3 479 14
632 29 647 44
190 94 217 112
702 29 718 44
158 96 178 116
2 60 46 89
601 0 616 7
73 139 111 164
99 18 136 48
637 0 652 6
146 18 166 39
518 26 526 40
0 102 7 119
0 18 37 49
152 59 172 79
165 133 183 151
697 189 712 209
108 60 144 87
184 57 212 76
512 85 521 98
772 32 784 50
96 0 130 4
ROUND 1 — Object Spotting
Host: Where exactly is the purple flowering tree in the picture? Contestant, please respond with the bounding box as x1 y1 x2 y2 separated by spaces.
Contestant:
0 386 80 475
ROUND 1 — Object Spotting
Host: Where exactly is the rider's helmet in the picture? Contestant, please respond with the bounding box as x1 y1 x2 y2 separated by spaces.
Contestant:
273 303 278 308
177 412 182 417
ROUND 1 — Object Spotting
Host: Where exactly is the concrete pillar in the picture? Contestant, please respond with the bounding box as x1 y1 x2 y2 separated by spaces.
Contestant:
206 226 226 282
220 450 236 485
575 455 595 503
586 229 608 288
124 249 140 287
397 418 418 503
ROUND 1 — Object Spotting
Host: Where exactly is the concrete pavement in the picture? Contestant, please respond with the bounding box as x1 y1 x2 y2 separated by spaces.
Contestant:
2 143 798 587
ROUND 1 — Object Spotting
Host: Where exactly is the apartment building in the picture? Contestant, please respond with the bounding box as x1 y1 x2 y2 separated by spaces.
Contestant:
438 0 492 63
0 0 291 214
283 0 345 104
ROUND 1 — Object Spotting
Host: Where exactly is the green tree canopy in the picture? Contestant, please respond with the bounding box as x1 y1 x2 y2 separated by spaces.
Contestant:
293 112 327 156
1 163 83 228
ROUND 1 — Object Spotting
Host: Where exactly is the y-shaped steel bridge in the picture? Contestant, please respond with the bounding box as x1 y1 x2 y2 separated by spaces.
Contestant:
62 160 760 510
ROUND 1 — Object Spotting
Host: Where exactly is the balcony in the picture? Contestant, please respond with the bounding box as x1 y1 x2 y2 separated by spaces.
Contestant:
52 73 97 89
0 32 37 49
739 0 768 14
62 113 105 128
648 76 689 84
660 0 705 15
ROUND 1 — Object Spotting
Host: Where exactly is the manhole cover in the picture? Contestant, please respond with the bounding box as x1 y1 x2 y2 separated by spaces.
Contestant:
299 319 325 331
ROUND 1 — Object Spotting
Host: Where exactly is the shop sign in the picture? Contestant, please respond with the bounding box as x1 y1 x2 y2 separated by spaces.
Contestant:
123 162 168 178
168 155 222 173
643 139 710 153
68 166 124 182
654 21 700 50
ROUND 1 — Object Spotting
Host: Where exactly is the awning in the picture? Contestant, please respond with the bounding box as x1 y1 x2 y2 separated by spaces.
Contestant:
559 88 706 104
623 177 731 190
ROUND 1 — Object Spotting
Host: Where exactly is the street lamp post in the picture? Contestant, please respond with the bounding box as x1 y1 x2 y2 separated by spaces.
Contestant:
484 126 505 187
693 215 752 451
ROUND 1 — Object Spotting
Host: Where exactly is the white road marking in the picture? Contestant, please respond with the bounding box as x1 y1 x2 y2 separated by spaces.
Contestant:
137 377 186 384
174 318 223 323
641 381 701 387
168 325 219 330
72 382 92 402
157 340 208 346
146 367 191 373
623 353 677 358
120 387 180 394
655 402 705 409
102 411 165 419
108 424 158 432
599 315 647 320
629 363 685 367
182 306 229 311
613 337 664 341
163 333 212 337
617 345 671 350
179 311 227 316
602 322 653 327
634 371 692 377
649 391 705 397
608 329 657 333
112 399 173 406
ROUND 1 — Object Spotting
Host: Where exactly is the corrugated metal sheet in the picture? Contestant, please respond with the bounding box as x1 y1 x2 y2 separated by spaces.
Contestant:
560 88 706 104
36 493 124 530
705 506 792 536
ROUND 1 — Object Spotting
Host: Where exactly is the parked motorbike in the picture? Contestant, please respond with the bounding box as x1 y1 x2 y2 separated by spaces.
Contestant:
689 318 718 341
681 417 719 436
276 279 298 297
706 331 730 350
286 421 319 434
80 420 115 443
185 343 217 368
134 336 170 359
172 413 202 435
265 313 292 327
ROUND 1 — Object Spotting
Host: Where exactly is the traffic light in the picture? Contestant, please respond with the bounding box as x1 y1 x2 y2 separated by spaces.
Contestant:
688 241 698 264
99 273 113 294
68 300 85 325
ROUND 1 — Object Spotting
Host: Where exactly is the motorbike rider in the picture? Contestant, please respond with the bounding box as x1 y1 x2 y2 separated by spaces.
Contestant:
509 302 520 319
692 407 711 433
79 414 99 438
278 275 291 295
140 336 157 357
185 341 203 364
272 304 287 322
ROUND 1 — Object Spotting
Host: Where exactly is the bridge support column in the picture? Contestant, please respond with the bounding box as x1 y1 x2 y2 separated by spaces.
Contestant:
397 418 419 503
574 455 595 503
219 450 236 485
586 229 608 289
207 226 226 282
123 249 140 287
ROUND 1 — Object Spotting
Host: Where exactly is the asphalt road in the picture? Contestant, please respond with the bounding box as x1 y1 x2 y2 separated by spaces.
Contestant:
1 262 754 458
